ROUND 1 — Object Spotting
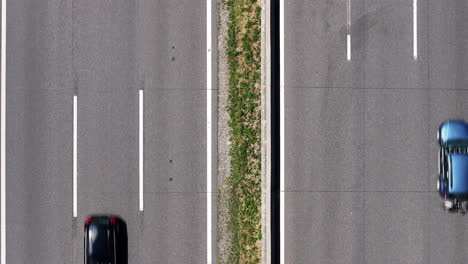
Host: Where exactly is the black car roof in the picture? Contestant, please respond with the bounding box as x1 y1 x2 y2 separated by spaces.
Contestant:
87 223 114 262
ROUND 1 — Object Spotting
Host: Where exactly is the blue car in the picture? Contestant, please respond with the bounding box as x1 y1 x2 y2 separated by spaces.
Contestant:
438 120 468 213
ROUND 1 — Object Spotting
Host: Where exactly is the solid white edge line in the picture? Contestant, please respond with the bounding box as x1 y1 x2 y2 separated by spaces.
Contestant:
73 95 77 218
206 0 212 263
139 90 144 212
1 0 5 261
280 0 285 262
413 0 417 60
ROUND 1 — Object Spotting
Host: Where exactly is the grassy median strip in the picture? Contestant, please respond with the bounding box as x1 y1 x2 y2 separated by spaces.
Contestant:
225 0 262 263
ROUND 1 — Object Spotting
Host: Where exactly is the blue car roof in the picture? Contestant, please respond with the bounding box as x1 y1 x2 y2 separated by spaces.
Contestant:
439 120 468 147
448 153 468 194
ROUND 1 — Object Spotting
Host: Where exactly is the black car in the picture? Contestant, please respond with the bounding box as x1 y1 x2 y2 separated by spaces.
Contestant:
84 215 127 264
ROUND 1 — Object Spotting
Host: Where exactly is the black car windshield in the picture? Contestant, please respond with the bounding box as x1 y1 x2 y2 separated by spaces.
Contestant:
88 223 114 263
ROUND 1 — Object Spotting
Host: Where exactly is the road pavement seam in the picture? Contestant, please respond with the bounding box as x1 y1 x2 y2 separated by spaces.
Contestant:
284 86 436 90
282 190 431 193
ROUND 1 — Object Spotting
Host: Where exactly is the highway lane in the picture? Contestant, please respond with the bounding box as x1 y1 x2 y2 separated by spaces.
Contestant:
428 1 468 263
283 0 468 263
73 1 139 263
5 0 73 263
3 0 215 263
284 1 365 262
138 0 216 262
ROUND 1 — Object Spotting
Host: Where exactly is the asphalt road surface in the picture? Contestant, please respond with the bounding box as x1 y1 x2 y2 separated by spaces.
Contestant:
4 0 216 263
284 0 468 263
